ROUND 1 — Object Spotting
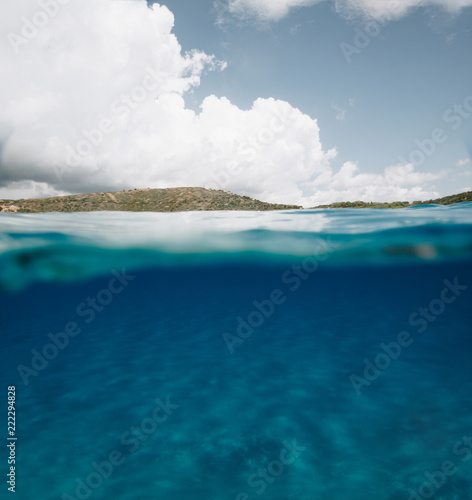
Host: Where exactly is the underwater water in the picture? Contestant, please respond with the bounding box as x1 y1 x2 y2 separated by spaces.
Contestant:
1 205 472 500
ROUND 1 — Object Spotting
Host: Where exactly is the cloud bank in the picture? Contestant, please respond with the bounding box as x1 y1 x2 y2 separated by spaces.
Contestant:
0 0 446 205
221 0 472 22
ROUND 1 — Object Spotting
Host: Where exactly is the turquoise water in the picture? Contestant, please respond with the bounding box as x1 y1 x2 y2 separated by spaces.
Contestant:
1 205 472 500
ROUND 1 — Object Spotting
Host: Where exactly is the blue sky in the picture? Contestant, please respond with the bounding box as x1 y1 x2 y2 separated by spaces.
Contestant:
1 0 471 204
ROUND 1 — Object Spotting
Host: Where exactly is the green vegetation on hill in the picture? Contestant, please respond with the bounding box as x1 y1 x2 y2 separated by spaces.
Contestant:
417 191 472 206
313 191 472 209
313 201 411 209
0 187 301 213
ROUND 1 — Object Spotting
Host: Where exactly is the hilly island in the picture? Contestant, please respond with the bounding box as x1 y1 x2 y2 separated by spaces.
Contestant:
0 188 471 213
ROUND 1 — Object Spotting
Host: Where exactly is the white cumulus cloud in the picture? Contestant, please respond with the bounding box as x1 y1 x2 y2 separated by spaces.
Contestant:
0 0 447 206
219 0 321 22
219 0 472 21
305 162 446 206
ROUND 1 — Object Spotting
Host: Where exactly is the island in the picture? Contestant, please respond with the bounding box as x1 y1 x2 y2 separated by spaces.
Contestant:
0 187 301 213
0 188 470 213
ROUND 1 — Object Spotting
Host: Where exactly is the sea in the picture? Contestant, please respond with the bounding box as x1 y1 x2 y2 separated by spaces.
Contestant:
1 204 472 500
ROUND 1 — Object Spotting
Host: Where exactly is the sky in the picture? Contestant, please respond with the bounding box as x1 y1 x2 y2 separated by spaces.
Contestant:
0 0 471 206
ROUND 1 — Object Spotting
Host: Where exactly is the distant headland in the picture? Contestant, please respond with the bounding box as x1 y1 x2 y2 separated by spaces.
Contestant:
0 187 301 213
0 188 470 213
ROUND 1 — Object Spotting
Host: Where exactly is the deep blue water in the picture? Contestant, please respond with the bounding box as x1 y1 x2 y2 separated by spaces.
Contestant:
1 206 472 500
